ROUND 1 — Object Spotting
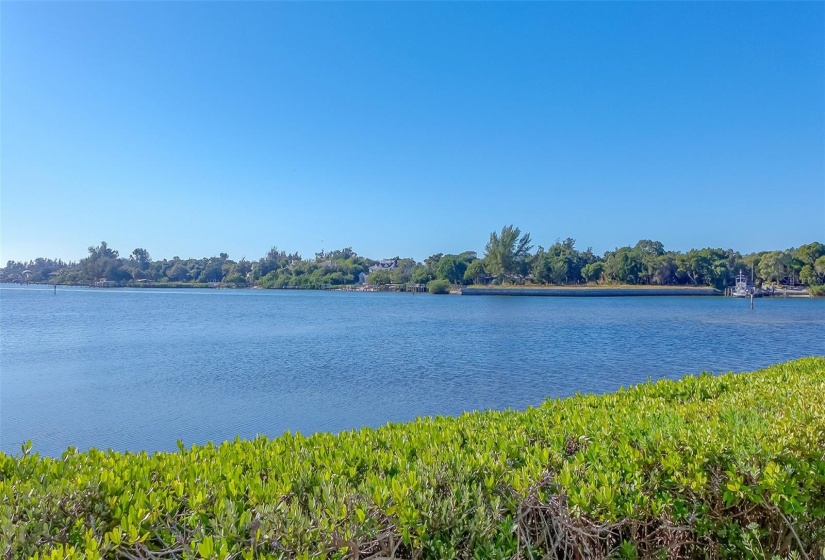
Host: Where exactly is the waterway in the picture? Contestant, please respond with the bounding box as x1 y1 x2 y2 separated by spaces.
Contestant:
1 285 823 456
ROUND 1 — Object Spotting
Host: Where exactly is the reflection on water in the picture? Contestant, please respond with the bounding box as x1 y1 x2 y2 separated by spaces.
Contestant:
2 285 823 456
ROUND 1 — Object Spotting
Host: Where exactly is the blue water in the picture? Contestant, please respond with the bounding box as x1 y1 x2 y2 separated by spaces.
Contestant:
1 285 823 456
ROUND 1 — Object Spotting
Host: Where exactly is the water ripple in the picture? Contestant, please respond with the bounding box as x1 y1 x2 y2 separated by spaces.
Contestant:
1 286 823 456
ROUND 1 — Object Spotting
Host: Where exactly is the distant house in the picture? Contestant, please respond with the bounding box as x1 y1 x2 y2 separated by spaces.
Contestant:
368 259 398 274
318 260 335 269
358 272 368 284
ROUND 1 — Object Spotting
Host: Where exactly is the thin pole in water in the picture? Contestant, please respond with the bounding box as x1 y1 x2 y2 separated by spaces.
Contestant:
750 293 754 309
54 284 56 295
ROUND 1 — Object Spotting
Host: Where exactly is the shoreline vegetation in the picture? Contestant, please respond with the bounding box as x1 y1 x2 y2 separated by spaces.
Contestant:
2 227 824 296
3 357 824 557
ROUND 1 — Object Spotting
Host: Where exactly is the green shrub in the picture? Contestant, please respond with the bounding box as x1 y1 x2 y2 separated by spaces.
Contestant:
2 358 824 558
811 285 825 297
427 279 451 294
224 273 247 286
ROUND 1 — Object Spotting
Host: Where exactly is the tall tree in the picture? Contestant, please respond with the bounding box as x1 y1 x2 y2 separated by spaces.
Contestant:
483 225 533 283
531 247 551 284
633 240 665 285
424 253 443 276
436 255 469 285
464 259 486 285
581 262 604 283
796 242 825 267
758 251 791 284
129 248 151 273
604 248 644 284
130 248 150 264
81 241 125 282
651 255 677 285
545 239 581 284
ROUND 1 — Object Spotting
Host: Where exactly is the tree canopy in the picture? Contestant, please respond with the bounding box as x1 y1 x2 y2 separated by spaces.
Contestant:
483 225 533 283
2 230 822 290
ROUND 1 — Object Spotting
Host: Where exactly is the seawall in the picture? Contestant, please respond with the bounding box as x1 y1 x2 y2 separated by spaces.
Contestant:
461 286 718 297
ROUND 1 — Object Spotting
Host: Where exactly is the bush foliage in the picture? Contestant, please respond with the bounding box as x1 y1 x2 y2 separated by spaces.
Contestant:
2 358 824 559
426 279 451 294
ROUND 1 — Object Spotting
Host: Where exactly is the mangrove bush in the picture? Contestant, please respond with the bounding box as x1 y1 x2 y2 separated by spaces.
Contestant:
2 358 824 559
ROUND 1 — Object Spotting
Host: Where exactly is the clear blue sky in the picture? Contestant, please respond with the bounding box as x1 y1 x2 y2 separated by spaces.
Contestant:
2 2 823 264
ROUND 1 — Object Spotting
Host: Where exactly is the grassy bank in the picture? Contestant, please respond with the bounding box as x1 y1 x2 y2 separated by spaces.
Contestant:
2 358 824 559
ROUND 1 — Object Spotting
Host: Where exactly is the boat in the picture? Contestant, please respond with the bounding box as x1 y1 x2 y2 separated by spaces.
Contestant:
731 269 759 298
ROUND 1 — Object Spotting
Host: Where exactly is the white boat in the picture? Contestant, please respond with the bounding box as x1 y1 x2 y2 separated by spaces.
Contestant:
731 269 757 298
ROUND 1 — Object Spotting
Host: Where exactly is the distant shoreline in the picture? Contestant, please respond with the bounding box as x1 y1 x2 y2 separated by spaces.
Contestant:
0 283 724 298
5 282 819 298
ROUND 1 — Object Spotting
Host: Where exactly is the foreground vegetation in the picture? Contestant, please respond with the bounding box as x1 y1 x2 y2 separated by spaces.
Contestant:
3 230 824 293
2 358 824 559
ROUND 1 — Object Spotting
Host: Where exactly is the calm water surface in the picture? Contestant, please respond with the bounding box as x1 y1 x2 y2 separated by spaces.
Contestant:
2 285 823 456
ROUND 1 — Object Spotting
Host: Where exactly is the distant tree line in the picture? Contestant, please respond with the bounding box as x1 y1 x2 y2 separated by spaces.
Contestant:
2 229 824 290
